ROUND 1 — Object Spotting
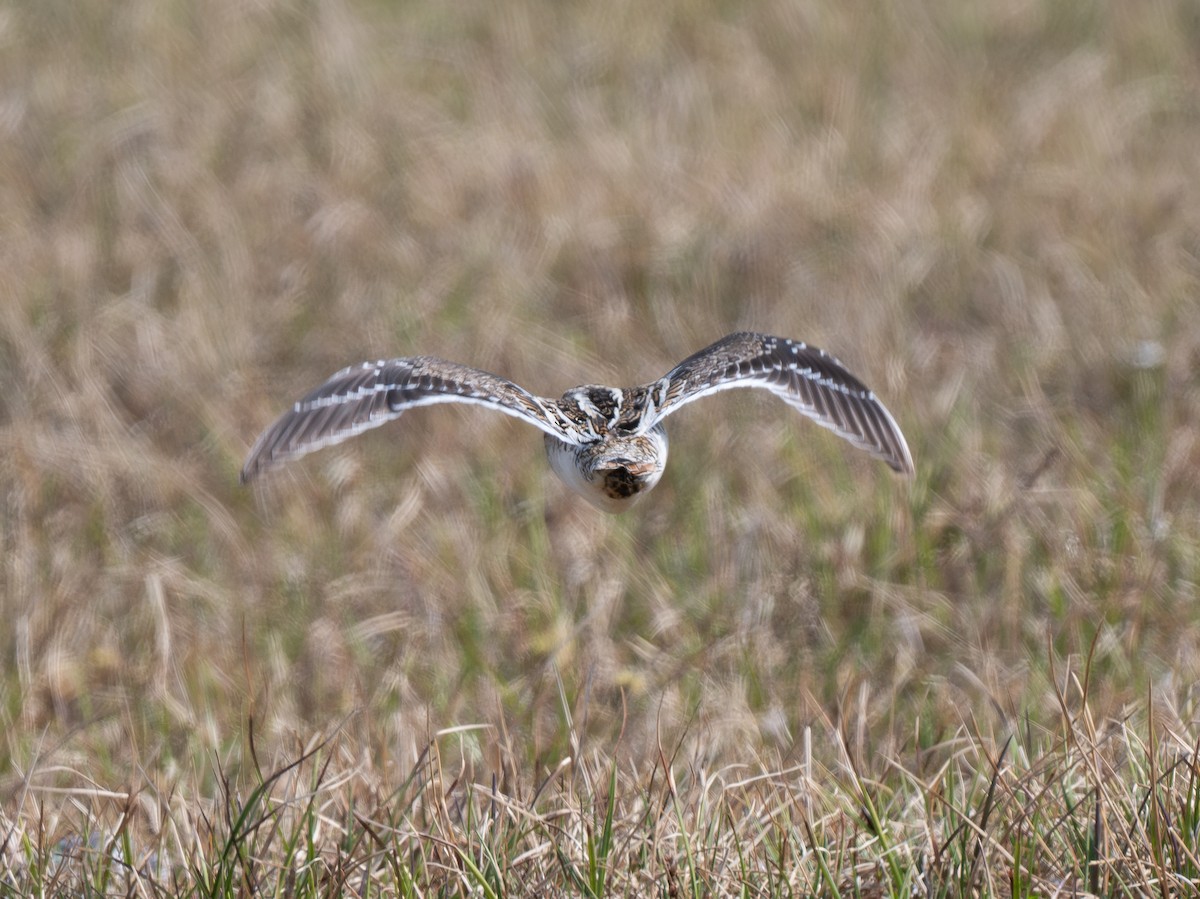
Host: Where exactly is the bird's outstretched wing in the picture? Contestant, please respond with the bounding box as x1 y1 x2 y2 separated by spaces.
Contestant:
241 357 568 483
639 332 914 474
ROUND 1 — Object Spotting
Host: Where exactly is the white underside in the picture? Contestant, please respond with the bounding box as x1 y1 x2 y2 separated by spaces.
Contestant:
544 430 668 513
544 438 596 506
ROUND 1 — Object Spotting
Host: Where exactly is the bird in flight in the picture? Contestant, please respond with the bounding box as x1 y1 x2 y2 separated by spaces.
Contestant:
241 332 913 512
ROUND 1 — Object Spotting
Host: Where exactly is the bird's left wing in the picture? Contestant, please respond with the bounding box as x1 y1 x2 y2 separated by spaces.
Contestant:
638 332 914 474
241 356 571 483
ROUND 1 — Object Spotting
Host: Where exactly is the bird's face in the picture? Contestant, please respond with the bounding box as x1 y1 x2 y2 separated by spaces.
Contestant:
544 426 669 513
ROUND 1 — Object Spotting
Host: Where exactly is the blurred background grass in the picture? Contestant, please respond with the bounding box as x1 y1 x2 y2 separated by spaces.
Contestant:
2 0 1200 867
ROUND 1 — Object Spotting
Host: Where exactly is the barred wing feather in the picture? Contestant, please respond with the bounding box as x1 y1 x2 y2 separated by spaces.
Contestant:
643 332 914 474
240 357 568 483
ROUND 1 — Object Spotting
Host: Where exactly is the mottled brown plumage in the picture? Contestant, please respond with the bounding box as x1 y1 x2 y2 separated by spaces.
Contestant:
242 332 914 511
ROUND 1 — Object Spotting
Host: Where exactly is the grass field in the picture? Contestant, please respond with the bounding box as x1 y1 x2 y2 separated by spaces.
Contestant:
3 0 1200 894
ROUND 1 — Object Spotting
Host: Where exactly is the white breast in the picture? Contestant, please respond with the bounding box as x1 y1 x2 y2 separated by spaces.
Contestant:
543 431 668 513
545 437 604 507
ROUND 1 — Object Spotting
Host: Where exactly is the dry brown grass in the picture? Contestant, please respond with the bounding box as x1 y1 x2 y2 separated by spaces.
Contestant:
3 0 1200 893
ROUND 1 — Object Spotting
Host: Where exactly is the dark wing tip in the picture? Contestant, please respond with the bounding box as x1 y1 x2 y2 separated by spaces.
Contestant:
867 394 915 477
883 438 916 477
238 407 301 485
238 361 398 485
240 438 279 484
239 429 271 486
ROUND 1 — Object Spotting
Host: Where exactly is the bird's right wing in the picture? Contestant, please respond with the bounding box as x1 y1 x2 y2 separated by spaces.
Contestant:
640 332 914 475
